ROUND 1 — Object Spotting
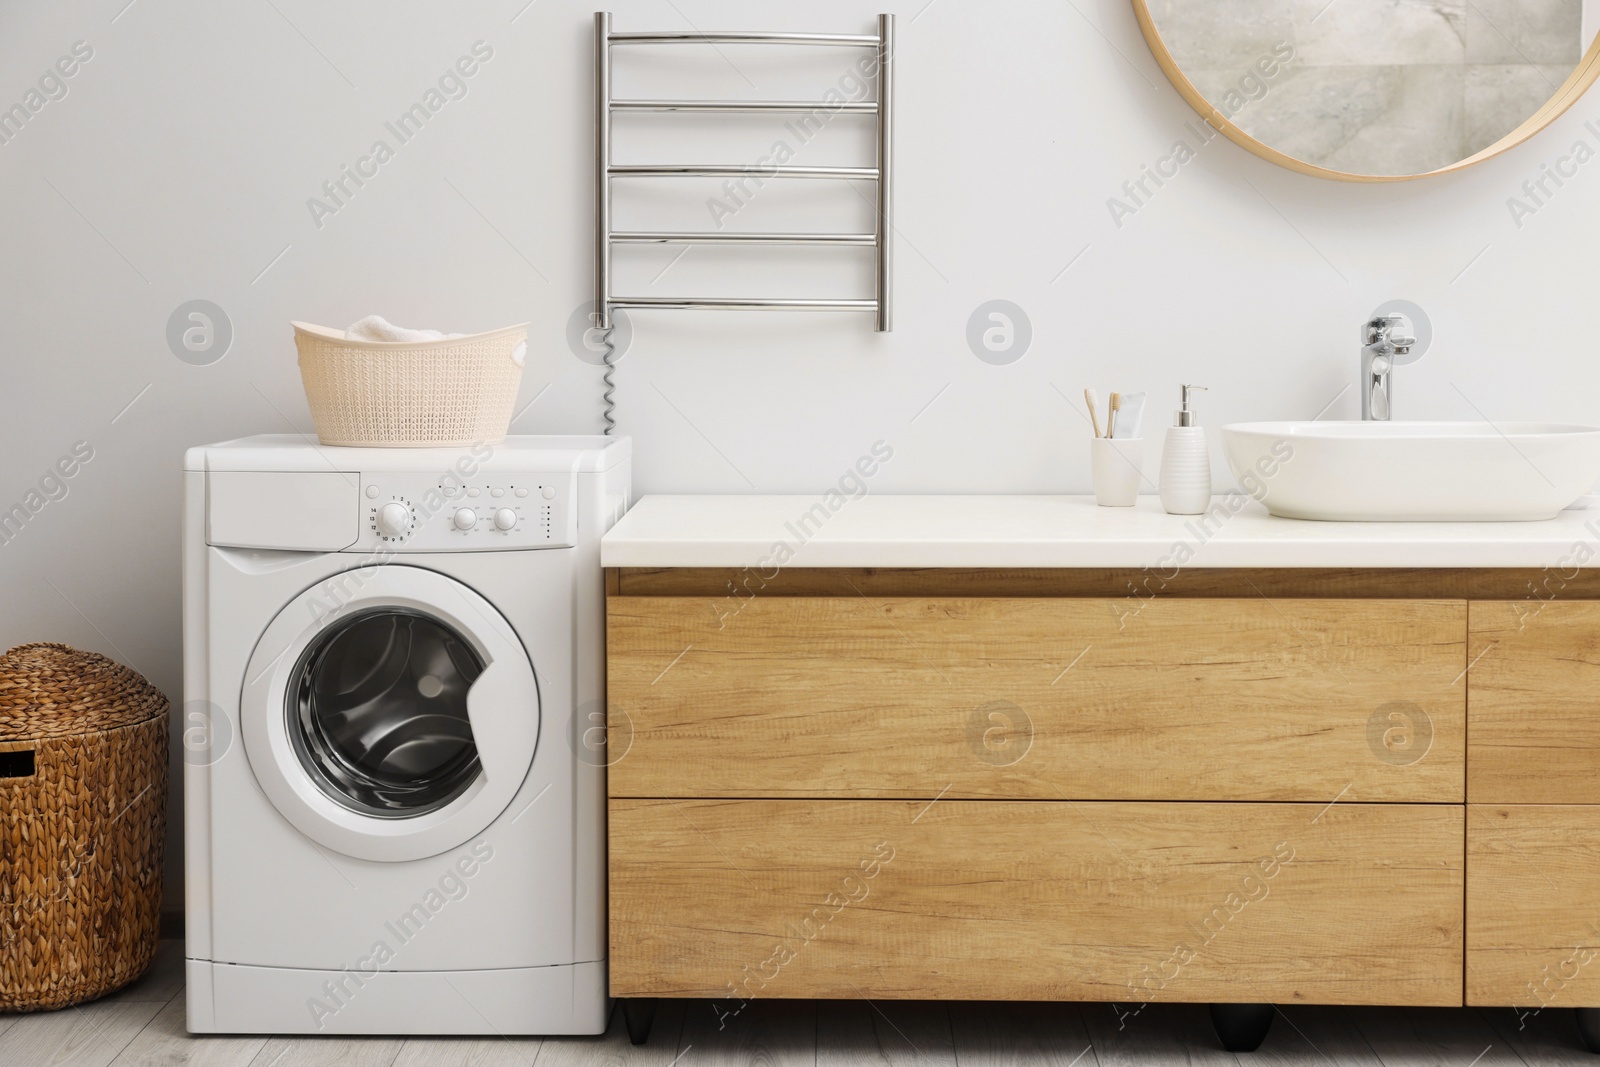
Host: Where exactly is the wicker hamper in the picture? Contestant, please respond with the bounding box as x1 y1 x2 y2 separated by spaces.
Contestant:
0 643 168 1012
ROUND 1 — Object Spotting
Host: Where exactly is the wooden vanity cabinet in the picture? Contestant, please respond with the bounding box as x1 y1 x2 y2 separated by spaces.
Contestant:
605 569 1481 1008
603 567 1600 1012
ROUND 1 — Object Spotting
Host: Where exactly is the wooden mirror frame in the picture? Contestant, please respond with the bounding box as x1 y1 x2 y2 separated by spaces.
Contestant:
1132 0 1600 182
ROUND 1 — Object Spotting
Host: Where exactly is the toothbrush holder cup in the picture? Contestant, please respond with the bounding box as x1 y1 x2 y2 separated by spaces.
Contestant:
1091 438 1144 507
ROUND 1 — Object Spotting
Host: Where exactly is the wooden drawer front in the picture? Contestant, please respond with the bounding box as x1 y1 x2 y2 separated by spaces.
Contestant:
1468 806 1600 1007
610 800 1464 1005
607 596 1465 801
1469 602 1600 804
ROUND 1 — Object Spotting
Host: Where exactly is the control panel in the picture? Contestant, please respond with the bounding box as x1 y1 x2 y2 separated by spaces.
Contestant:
352 472 574 552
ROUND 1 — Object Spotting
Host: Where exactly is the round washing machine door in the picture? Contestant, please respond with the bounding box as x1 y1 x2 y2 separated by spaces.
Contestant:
241 564 539 862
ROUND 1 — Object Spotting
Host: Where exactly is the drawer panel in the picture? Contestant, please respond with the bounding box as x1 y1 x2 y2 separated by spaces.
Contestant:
1468 805 1600 1007
607 596 1466 801
1469 602 1600 804
610 800 1465 1005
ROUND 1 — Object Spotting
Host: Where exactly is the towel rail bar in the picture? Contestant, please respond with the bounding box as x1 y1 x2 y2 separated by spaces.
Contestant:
611 232 877 246
611 99 877 114
609 31 878 46
609 298 879 312
608 164 877 180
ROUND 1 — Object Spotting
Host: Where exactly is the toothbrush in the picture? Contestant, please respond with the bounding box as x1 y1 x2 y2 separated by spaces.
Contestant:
1085 388 1103 438
1108 393 1122 439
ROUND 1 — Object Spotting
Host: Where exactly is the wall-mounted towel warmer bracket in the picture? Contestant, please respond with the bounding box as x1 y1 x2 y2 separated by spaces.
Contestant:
594 12 895 333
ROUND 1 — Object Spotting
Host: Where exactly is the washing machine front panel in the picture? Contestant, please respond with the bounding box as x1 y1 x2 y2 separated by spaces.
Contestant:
203 466 577 554
243 564 540 862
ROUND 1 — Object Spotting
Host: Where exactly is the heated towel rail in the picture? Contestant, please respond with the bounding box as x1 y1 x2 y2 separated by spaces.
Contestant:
594 12 895 333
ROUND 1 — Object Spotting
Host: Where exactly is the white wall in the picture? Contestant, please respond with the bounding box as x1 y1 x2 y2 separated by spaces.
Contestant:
4 0 1600 912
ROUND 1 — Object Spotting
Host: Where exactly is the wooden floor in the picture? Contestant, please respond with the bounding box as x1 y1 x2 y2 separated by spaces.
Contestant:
1 942 1594 1065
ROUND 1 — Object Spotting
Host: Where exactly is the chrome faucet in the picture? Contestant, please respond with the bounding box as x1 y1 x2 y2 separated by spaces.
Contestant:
1361 315 1416 421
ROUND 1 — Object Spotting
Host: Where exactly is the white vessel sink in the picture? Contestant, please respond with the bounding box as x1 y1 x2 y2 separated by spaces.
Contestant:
1222 421 1600 522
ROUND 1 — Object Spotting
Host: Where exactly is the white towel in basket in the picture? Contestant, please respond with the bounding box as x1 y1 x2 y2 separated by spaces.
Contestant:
344 315 464 342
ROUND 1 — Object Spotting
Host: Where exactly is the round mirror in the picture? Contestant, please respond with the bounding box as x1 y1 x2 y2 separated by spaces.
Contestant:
1134 1 1600 180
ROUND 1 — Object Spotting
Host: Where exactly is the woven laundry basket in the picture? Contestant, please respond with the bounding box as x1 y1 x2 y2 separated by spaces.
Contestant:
293 321 529 447
0 643 168 1012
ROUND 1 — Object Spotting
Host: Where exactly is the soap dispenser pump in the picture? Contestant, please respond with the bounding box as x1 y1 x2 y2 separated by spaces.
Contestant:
1159 384 1211 515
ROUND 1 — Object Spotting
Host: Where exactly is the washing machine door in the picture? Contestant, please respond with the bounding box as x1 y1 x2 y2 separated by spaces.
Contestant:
241 564 539 862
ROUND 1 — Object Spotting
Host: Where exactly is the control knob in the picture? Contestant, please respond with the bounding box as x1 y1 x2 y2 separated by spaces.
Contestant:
376 502 412 538
493 508 518 531
452 508 478 531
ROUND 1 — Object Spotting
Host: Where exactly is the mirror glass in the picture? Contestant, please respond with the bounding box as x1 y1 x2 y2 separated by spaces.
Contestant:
1138 1 1599 178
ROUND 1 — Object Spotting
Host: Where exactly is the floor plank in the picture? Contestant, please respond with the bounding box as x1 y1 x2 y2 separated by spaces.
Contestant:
107 996 267 1067
1081 1000 1240 1066
1 998 165 1067
1252 1006 1383 1067
815 999 956 1066
246 1034 404 1067
949 1001 1097 1067
1478 1004 1595 1065
391 1034 542 1067
676 997 816 1067
532 998 688 1066
1347 1006 1522 1067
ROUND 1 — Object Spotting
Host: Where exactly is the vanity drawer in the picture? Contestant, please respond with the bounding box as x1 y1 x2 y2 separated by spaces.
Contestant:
607 596 1466 802
1467 806 1600 1007
609 799 1464 1005
1469 602 1600 804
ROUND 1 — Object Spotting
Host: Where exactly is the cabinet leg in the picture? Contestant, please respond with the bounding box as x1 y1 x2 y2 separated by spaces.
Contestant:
1210 1003 1274 1053
1578 1008 1600 1054
622 998 658 1046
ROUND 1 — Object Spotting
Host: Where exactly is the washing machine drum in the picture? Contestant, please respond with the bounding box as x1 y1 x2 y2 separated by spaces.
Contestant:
242 565 539 862
292 608 484 817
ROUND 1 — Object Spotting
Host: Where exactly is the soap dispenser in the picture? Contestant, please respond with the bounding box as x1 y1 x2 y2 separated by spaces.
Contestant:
1159 384 1210 515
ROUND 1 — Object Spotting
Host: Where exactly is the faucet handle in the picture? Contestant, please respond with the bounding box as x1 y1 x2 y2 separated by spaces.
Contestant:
1367 314 1416 353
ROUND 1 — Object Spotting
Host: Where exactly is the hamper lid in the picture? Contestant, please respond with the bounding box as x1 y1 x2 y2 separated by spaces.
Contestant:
0 642 169 741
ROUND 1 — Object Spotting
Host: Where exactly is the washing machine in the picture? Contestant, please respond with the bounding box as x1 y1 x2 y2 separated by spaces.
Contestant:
182 434 630 1035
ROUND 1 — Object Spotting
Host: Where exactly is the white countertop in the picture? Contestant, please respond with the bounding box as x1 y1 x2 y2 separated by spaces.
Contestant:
600 494 1600 569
